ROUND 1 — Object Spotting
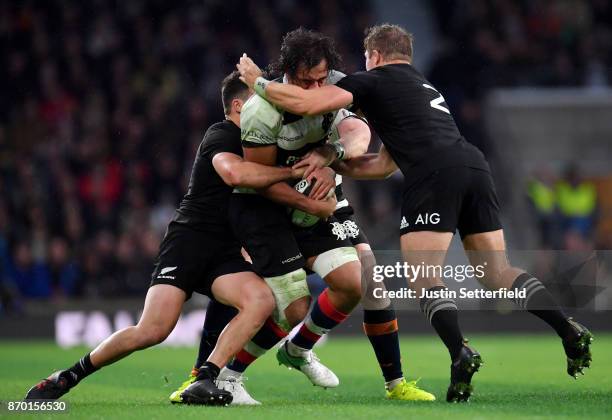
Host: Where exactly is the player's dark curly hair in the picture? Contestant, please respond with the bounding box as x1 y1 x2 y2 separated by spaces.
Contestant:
270 28 342 78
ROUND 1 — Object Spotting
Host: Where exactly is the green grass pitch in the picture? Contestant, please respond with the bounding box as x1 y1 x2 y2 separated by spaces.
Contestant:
1 334 610 419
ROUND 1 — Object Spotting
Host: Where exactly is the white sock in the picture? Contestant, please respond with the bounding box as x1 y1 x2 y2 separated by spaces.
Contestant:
385 377 404 391
218 367 242 381
287 340 309 357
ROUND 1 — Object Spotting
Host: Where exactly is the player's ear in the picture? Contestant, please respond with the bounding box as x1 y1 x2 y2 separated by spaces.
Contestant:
233 98 244 114
373 50 383 65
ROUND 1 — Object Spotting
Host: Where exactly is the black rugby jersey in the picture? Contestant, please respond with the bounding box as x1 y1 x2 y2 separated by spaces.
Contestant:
173 120 242 231
336 63 489 185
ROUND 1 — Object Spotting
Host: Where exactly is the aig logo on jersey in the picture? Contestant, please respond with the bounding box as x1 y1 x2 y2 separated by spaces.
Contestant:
400 213 440 229
415 213 440 225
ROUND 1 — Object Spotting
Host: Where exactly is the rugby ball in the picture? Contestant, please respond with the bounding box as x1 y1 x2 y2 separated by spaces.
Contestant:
289 179 320 228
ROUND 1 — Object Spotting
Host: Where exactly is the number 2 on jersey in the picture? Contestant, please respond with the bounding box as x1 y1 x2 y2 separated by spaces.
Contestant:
422 83 450 114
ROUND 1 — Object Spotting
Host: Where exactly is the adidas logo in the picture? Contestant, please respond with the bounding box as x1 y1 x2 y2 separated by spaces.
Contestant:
400 217 409 229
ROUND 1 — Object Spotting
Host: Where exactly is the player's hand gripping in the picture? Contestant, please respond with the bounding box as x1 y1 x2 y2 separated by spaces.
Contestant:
237 53 263 89
292 146 336 179
309 192 337 220
308 167 336 200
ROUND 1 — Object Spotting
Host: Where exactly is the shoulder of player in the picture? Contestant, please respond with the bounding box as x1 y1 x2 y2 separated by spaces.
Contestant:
336 69 379 90
203 120 236 141
242 94 282 121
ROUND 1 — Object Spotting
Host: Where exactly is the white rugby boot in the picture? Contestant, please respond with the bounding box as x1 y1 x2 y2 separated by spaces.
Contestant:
216 368 261 406
276 340 339 388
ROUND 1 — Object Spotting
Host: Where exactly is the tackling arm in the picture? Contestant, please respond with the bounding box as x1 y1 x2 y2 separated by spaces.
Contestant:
332 116 370 159
237 54 352 116
212 152 294 188
292 115 371 179
332 144 398 180
264 83 353 116
243 146 336 218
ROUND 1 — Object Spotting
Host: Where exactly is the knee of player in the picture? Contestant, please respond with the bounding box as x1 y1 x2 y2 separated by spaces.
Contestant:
284 295 311 327
345 277 363 302
328 267 363 302
240 284 275 316
137 325 171 347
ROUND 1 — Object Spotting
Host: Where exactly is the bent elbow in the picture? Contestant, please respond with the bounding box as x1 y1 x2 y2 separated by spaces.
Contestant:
225 169 242 187
355 142 369 157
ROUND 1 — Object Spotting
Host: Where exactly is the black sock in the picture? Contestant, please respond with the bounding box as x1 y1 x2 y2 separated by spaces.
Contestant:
195 300 237 369
420 286 464 360
363 306 403 383
64 353 99 387
196 361 221 381
512 273 570 337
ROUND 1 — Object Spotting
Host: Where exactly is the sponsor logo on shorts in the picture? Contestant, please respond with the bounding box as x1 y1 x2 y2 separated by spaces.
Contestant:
415 213 440 225
157 266 177 279
400 216 409 229
282 254 303 264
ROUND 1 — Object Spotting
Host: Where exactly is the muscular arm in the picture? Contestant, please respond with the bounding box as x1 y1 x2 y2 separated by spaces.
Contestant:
243 145 328 215
237 55 352 116
212 152 293 188
334 116 370 159
264 83 353 116
332 144 398 180
293 116 371 178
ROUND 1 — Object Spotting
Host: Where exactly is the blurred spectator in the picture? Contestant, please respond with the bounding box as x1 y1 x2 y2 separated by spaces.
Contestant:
556 164 598 240
528 163 598 249
8 241 50 299
47 237 80 297
527 167 558 247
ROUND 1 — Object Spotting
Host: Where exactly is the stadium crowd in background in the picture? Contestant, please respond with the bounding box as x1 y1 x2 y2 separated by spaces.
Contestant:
0 0 374 303
0 0 611 304
428 0 612 155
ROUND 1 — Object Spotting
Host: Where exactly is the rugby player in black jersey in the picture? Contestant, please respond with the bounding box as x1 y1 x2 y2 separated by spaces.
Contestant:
24 71 334 406
237 24 594 403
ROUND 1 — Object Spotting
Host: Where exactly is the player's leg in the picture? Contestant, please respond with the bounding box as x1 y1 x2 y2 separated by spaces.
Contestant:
462 229 593 377
181 271 275 405
359 243 402 387
177 270 310 405
278 245 361 387
25 284 185 400
219 294 310 405
400 166 484 403
401 231 469 358
358 242 435 401
169 299 237 403
224 289 309 376
226 194 340 388
401 230 482 403
336 208 434 400
196 300 238 370
458 165 593 379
